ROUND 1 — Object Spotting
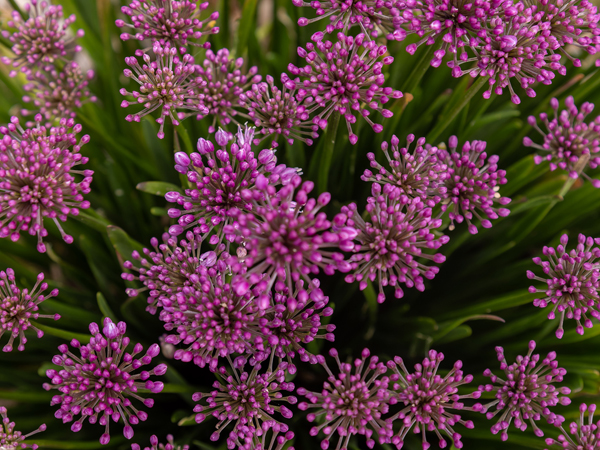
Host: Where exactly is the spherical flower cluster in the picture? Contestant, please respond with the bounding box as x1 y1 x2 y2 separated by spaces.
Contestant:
0 0 83 76
0 115 93 252
288 32 402 144
362 134 448 206
544 403 600 450
527 233 600 339
298 348 393 450
132 434 190 450
116 0 219 52
22 61 97 121
341 184 448 303
120 42 208 139
193 358 296 450
0 269 60 353
194 48 261 132
386 350 476 450
165 126 299 239
43 318 167 445
0 406 46 450
292 0 406 40
474 340 571 441
438 136 511 234
240 74 320 146
524 96 600 187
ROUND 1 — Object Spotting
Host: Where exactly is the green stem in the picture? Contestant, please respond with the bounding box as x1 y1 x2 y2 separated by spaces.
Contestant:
317 112 341 193
426 76 489 143
401 43 439 94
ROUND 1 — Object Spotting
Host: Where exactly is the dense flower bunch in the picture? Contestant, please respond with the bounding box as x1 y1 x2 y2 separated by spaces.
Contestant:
132 434 190 450
524 96 600 187
0 406 46 449
527 233 600 339
474 340 571 441
544 403 600 450
116 0 219 52
0 269 60 352
43 318 167 444
0 115 93 252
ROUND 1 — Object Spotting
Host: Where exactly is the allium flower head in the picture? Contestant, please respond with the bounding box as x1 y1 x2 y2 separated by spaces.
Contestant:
297 348 393 450
289 32 402 144
0 407 46 450
474 340 571 441
120 42 208 139
195 48 261 132
527 233 600 339
0 0 84 76
386 350 476 450
224 174 355 291
292 0 406 40
117 0 219 53
193 358 296 450
0 269 60 352
43 318 167 445
544 403 600 450
0 115 93 252
524 96 600 187
341 184 448 303
166 126 299 239
132 434 190 450
362 134 448 206
438 136 510 234
22 61 97 121
240 74 320 146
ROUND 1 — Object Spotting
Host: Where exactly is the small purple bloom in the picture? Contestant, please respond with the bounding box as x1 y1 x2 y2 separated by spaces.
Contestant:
527 233 600 339
544 403 600 450
131 434 189 450
0 406 46 450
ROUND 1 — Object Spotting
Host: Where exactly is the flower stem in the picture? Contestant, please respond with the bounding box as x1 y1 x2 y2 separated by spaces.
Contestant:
317 112 341 193
426 76 489 143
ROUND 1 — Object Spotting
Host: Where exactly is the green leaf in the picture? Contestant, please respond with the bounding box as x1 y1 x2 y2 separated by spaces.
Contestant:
106 225 145 260
0 389 54 403
137 181 182 197
28 439 126 449
97 292 118 322
438 291 535 320
30 321 91 344
236 0 259 57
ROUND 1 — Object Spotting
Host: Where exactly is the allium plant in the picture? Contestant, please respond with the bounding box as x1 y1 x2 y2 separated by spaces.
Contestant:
0 269 60 352
524 96 600 187
474 341 571 441
544 403 600 450
0 115 93 252
527 233 600 339
116 0 219 52
386 349 476 450
0 406 46 450
43 318 167 445
0 0 83 76
438 136 511 234
341 184 448 303
288 32 402 144
132 434 190 450
297 348 393 450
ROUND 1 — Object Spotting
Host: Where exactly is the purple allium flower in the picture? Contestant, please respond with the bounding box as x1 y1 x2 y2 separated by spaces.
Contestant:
474 340 571 441
292 0 406 40
297 348 393 450
165 126 299 239
239 74 320 147
527 233 600 339
340 184 447 303
0 115 93 252
120 42 207 139
386 349 476 450
0 0 83 77
194 48 261 132
0 269 60 353
0 406 46 450
193 358 296 449
544 403 600 450
43 318 167 445
22 61 97 122
361 134 449 206
132 434 190 450
122 230 219 315
438 136 510 234
524 96 600 187
116 0 219 53
224 174 354 290
288 32 402 145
